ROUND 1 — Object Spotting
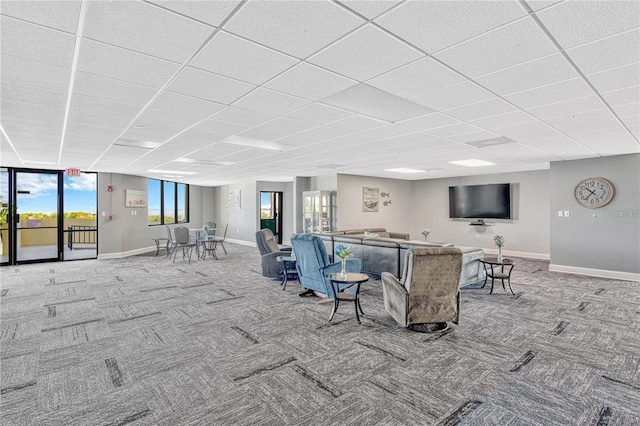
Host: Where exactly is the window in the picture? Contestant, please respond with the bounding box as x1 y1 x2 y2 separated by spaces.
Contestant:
148 179 189 225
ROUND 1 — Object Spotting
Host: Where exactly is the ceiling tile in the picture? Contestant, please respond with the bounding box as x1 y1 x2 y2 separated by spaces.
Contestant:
190 118 251 139
224 1 363 59
1 16 76 68
526 1 563 12
294 126 349 142
566 29 640 75
358 124 414 139
190 31 298 85
73 72 158 106
601 86 639 107
210 106 275 127
0 0 81 33
265 63 356 101
284 103 353 125
536 0 640 49
0 55 70 91
77 39 181 88
83 1 213 63
329 115 386 132
1 82 67 107
148 0 241 27
470 111 537 130
149 91 225 117
375 0 525 53
447 130 500 144
427 123 483 138
586 62 640 93
232 88 310 116
503 77 593 109
238 117 315 141
385 132 439 144
337 1 402 19
410 81 493 111
133 107 204 131
444 98 516 121
309 25 423 82
434 18 558 78
398 113 460 131
475 54 580 96
367 57 465 99
528 96 604 120
166 67 255 104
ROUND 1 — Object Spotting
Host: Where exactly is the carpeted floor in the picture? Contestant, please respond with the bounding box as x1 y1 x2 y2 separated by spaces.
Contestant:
1 243 639 425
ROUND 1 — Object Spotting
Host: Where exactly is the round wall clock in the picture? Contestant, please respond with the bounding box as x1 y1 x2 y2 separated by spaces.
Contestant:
574 177 614 208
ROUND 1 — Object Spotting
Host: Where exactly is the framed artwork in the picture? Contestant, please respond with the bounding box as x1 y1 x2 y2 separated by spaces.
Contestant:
227 191 233 209
234 189 241 209
362 187 379 212
125 189 147 208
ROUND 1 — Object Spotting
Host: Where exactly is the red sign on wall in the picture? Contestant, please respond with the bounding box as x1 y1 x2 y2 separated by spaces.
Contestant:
66 168 80 177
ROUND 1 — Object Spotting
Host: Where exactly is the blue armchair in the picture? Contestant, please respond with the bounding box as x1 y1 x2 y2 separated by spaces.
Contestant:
290 234 362 298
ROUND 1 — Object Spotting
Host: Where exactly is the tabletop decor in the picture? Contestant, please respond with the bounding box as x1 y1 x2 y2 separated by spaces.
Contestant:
494 234 505 262
335 243 352 277
421 228 430 241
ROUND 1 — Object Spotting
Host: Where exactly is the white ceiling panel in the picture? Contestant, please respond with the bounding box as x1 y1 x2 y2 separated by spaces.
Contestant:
358 124 414 140
444 98 517 121
518 137 601 160
284 103 353 125
275 135 318 148
385 132 439 144
210 106 275 127
329 115 386 133
470 111 537 130
613 103 640 120
526 1 563 12
1 16 75 68
224 1 363 59
337 1 402 20
427 123 485 138
476 54 580 96
368 57 464 100
326 133 375 146
566 29 640 75
447 131 500 144
2 100 65 126
265 63 356 101
1 82 66 107
191 31 298 85
232 88 309 116
166 67 255 104
189 118 250 139
0 55 70 91
586 62 640 93
601 86 639 107
148 0 241 27
1 0 80 33
528 96 604 120
83 1 213 63
238 117 315 141
294 126 349 142
536 0 639 49
309 25 423 82
398 113 460 131
435 18 558 79
375 1 525 54
503 78 592 110
73 72 158 106
148 91 225 118
410 81 493 111
77 39 181 88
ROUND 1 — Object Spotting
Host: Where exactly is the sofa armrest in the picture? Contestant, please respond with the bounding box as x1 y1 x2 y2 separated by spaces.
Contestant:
388 232 410 240
381 272 408 327
261 252 288 278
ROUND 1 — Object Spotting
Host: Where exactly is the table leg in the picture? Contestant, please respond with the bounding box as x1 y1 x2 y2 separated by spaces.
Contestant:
329 282 339 321
281 263 288 290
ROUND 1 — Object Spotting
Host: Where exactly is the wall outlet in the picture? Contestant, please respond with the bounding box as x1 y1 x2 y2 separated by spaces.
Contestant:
558 210 563 217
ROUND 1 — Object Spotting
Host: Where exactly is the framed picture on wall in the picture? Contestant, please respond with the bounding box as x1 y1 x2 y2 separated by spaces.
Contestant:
362 187 379 212
234 189 241 209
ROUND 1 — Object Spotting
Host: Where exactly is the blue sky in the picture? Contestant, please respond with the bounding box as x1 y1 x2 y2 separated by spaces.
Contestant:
1 172 97 214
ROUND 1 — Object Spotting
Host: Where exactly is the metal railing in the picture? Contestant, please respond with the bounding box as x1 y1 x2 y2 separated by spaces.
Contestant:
67 225 97 250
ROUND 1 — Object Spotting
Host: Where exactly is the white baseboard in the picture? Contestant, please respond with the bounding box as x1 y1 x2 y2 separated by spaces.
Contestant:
484 248 550 261
549 264 640 282
98 246 155 259
224 238 256 247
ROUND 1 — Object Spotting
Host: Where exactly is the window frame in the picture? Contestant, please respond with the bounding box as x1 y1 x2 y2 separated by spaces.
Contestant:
148 178 189 225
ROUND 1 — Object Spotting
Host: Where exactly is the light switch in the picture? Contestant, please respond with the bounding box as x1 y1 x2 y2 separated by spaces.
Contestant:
564 211 570 217
558 211 563 217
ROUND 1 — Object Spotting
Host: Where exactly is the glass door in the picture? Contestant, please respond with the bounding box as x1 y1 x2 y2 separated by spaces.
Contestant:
14 170 62 263
0 168 8 264
260 191 283 244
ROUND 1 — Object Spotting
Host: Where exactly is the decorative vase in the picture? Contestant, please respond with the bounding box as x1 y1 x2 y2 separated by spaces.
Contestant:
340 258 347 278
497 246 503 263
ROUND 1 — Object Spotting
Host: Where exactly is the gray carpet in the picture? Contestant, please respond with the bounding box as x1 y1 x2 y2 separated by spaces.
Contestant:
1 244 639 425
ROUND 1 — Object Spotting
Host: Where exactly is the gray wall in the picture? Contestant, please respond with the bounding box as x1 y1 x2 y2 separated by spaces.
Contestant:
97 173 207 257
212 181 257 244
550 153 640 275
411 170 550 258
336 174 413 233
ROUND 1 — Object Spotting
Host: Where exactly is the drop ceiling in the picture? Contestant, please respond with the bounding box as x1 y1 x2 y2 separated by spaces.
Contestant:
1 0 638 186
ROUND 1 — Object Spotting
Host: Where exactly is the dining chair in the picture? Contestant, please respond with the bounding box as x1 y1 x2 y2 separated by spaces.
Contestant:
173 226 196 263
212 224 228 255
165 225 176 258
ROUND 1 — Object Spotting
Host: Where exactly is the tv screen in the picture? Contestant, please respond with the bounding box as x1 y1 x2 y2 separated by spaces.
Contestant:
449 183 511 219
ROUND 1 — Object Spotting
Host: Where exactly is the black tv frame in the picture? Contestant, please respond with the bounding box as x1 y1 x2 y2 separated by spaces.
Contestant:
449 183 511 220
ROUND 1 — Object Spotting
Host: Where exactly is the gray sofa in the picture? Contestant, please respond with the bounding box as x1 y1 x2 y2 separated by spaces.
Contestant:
307 228 484 287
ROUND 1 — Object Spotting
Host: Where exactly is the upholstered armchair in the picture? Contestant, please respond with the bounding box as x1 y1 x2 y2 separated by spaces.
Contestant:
256 228 292 278
290 234 362 298
381 247 462 332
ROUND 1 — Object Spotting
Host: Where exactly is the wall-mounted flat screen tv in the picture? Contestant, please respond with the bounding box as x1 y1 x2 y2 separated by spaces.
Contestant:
449 183 511 219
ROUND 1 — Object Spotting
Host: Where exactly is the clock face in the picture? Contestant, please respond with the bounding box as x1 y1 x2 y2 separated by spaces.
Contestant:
574 177 614 208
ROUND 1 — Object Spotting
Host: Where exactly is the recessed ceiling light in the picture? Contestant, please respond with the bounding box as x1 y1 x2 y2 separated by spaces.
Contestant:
385 168 427 173
466 137 516 148
449 159 496 167
148 169 197 175
220 135 287 151
321 83 435 123
114 139 161 149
